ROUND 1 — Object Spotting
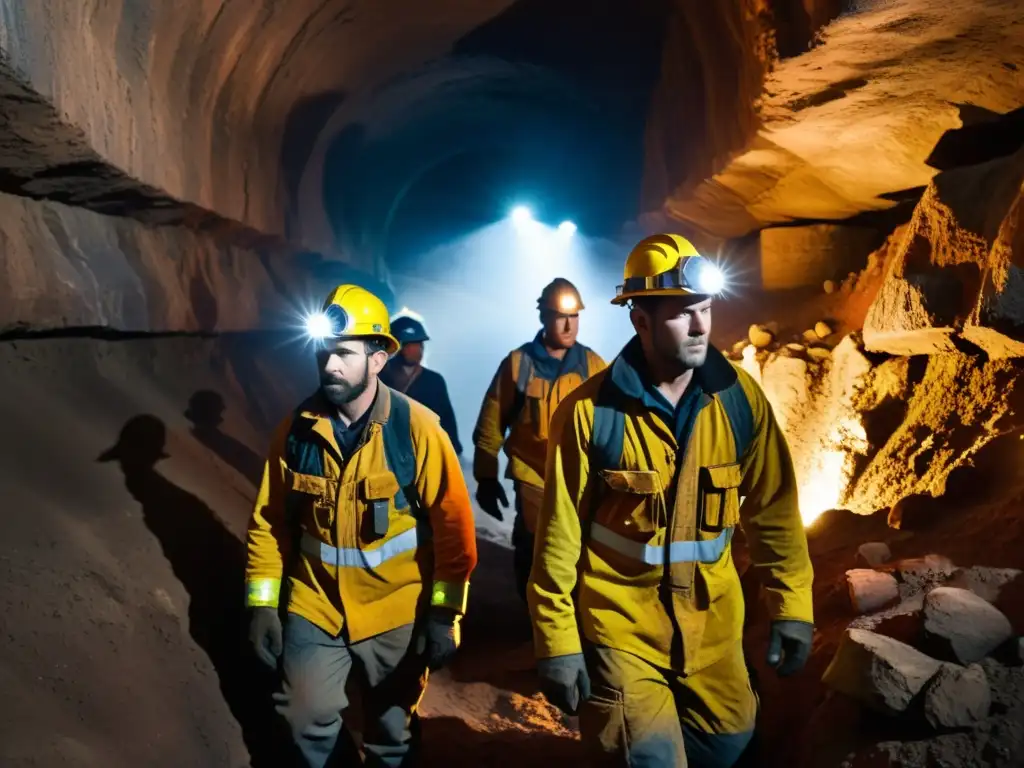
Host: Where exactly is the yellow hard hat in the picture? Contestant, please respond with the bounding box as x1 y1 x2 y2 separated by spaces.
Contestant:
611 233 726 305
305 284 400 355
538 278 585 314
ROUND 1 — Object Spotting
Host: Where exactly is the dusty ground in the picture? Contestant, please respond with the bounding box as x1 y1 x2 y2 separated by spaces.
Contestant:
1 328 1021 767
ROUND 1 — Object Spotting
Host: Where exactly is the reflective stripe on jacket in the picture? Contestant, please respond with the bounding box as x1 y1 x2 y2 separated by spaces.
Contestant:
528 337 813 676
472 333 606 488
245 383 478 642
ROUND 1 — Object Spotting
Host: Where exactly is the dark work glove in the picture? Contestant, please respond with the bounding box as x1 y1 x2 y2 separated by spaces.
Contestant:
767 620 814 677
249 607 283 669
476 478 510 521
537 653 591 715
415 608 461 671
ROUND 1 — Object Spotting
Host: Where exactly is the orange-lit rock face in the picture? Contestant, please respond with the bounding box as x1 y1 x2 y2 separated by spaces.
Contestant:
864 146 1024 357
654 0 1024 243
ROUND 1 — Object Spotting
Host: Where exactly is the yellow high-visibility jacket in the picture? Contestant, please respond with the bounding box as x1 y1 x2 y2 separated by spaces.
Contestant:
528 337 813 676
245 383 478 642
473 332 606 490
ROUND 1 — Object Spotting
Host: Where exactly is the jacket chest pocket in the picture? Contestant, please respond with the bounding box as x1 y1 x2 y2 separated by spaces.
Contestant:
698 463 742 533
524 377 551 439
594 470 666 538
360 471 403 542
285 469 336 530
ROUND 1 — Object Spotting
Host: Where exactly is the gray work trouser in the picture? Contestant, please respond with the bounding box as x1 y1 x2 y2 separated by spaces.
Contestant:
276 614 427 768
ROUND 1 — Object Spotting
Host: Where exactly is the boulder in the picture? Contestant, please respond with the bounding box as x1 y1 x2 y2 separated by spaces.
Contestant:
857 542 892 568
923 587 1013 664
847 569 900 615
822 628 943 715
923 662 991 730
863 145 1024 357
807 347 831 362
748 324 774 348
823 279 836 294
815 321 833 339
944 566 1023 604
893 554 957 592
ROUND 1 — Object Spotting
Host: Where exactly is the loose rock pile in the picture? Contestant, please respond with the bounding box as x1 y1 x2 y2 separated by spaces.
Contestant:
816 553 1024 766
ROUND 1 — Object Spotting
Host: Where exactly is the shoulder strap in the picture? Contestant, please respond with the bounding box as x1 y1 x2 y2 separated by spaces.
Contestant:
582 374 625 545
589 397 624 475
382 390 424 520
717 379 755 462
505 348 531 431
284 410 325 477
515 349 535 393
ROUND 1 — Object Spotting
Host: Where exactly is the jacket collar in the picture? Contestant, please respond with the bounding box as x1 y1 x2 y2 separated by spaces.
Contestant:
608 335 737 407
295 381 392 456
523 330 588 380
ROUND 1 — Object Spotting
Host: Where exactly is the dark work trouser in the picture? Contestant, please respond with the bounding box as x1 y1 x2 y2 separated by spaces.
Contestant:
511 481 545 602
275 615 427 768
580 643 758 768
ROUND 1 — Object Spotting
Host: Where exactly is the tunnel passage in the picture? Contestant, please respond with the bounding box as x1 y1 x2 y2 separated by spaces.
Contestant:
301 0 674 274
1 2 1024 768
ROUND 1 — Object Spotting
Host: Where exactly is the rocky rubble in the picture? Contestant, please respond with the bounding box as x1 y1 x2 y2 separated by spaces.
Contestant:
924 587 1014 665
846 570 900 615
814 552 1024 767
923 662 991 730
823 629 943 716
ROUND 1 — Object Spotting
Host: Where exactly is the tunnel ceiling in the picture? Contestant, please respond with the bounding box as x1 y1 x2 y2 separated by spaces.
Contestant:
647 0 1024 244
1 0 1022 277
0 0 514 240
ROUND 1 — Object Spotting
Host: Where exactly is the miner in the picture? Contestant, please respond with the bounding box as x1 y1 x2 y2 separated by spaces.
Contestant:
471 278 606 599
527 234 814 767
245 284 477 767
379 314 463 456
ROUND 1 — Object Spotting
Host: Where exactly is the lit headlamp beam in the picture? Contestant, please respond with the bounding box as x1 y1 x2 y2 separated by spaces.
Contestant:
557 294 579 313
306 312 334 340
695 263 727 295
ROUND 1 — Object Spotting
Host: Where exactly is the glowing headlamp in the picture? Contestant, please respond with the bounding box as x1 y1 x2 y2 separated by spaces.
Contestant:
305 304 349 340
557 293 580 313
617 254 728 299
687 258 726 295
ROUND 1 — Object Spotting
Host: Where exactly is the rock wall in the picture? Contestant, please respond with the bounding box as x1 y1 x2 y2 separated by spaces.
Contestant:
650 0 1024 241
759 224 879 289
0 192 302 333
641 0 847 226
0 0 510 235
864 145 1024 358
735 328 1024 519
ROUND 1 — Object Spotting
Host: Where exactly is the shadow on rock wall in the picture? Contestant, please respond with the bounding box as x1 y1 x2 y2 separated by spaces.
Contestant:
97 414 297 767
185 389 265 487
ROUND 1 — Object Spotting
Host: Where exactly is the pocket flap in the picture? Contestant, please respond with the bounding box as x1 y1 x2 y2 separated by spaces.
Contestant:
600 469 663 495
525 377 547 399
285 470 329 496
703 463 742 491
363 471 400 500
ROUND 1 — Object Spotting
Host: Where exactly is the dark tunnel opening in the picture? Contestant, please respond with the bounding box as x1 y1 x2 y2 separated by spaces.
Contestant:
318 0 673 277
